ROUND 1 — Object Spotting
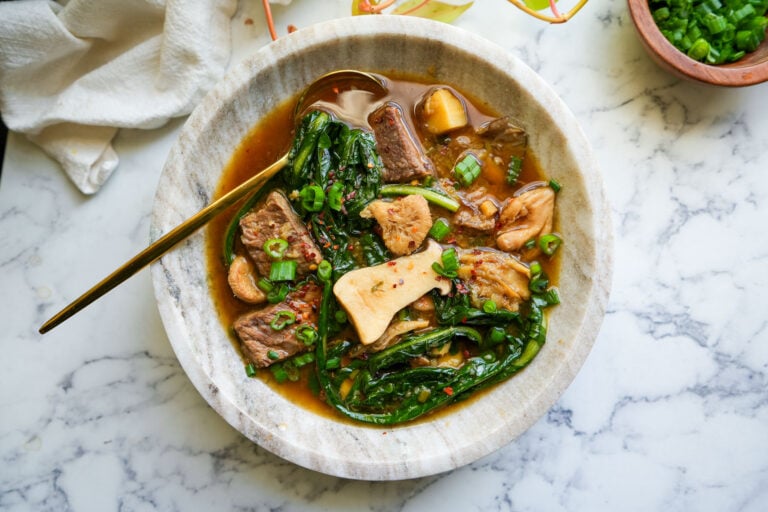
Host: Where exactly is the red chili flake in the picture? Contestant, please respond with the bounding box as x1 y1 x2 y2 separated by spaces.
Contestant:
287 24 298 33
244 18 254 25
347 244 354 251
443 387 454 396
387 261 397 266
333 244 339 250
463 349 471 359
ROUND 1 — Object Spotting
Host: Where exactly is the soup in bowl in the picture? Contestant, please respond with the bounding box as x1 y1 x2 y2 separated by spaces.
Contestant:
151 16 612 480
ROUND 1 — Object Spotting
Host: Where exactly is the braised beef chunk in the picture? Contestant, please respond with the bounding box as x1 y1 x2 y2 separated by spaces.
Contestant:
239 190 322 278
234 282 322 368
368 103 434 183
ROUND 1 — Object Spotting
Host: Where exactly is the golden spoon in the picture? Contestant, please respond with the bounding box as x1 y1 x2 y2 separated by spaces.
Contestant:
39 69 387 334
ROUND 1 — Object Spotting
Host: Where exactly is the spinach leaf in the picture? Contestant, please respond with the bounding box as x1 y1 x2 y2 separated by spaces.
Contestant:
283 111 388 278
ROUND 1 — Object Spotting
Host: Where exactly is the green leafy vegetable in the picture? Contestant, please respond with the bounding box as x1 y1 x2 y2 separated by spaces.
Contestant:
380 184 460 212
284 111 386 279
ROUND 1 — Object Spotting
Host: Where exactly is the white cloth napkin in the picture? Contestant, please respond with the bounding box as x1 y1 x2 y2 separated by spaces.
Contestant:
0 0 240 194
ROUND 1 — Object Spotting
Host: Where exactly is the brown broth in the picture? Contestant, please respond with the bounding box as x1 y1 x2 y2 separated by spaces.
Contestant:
205 74 560 422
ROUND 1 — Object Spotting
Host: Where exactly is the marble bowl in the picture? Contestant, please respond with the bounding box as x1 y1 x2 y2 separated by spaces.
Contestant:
628 0 768 86
150 16 612 480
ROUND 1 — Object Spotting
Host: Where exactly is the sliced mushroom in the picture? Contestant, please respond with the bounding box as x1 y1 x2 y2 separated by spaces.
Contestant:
496 185 555 252
410 294 436 313
360 194 432 256
457 248 531 312
333 240 452 345
352 318 431 356
227 255 266 304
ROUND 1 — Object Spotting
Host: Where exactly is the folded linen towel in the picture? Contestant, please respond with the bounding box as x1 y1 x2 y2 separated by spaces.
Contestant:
0 0 240 194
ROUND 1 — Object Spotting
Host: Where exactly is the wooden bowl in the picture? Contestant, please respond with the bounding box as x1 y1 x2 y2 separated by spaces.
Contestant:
628 0 768 86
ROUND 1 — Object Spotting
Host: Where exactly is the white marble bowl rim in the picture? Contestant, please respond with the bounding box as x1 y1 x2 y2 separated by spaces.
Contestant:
150 15 613 481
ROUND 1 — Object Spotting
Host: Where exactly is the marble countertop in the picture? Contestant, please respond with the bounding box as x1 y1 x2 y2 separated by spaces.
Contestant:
2 0 766 510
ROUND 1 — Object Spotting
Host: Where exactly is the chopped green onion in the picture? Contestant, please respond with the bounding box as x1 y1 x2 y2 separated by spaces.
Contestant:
428 218 451 241
487 326 507 346
548 178 562 193
257 278 274 293
266 283 290 304
530 276 548 294
263 238 288 260
317 260 333 282
688 38 711 59
529 261 543 277
296 325 318 346
299 184 325 212
245 363 257 377
334 310 348 324
538 233 563 256
380 184 460 212
269 260 297 282
523 238 537 250
702 12 727 34
293 352 315 368
507 156 523 185
453 153 481 187
543 287 561 306
441 247 459 271
325 357 341 370
432 247 459 279
651 0 768 63
482 300 497 313
267 350 281 360
327 181 345 211
270 310 296 331
270 364 289 383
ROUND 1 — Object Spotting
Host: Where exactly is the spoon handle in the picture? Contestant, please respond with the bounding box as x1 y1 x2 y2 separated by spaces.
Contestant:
39 154 289 334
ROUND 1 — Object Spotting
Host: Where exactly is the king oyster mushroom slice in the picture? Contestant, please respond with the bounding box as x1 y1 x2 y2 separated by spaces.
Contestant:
350 318 431 357
333 240 452 345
